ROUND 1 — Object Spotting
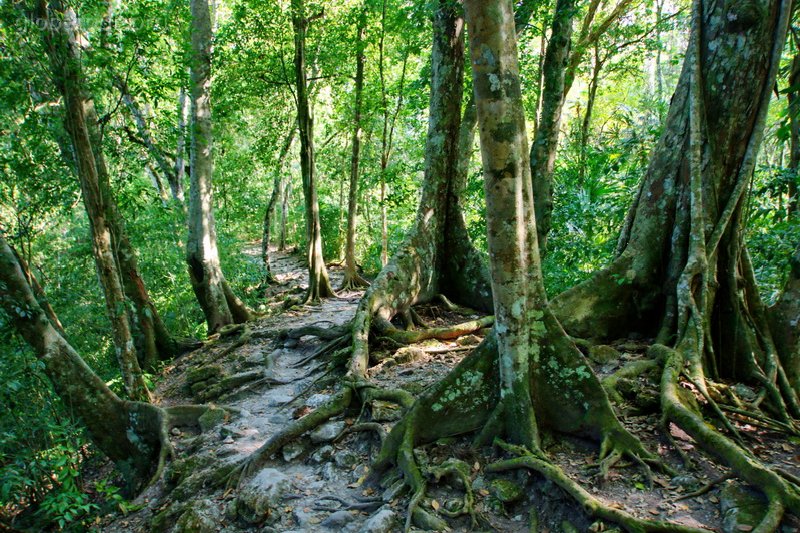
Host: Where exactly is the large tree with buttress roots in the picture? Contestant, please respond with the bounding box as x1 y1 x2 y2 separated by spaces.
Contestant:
234 0 800 529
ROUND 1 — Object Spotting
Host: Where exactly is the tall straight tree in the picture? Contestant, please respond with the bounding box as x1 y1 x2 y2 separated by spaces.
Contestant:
291 0 336 303
262 127 295 279
530 0 635 254
186 0 252 333
341 3 370 291
40 1 149 400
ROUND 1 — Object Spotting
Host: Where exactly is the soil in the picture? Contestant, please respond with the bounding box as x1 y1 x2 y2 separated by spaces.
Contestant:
98 246 800 533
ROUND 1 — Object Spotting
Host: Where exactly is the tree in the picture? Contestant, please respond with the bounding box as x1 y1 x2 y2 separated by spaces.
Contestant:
41 1 150 400
290 0 336 303
0 234 169 494
530 0 636 254
340 3 371 291
186 0 252 333
238 0 800 529
262 127 295 279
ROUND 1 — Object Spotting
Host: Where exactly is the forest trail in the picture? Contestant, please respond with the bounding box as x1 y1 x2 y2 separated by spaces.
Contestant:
99 247 800 533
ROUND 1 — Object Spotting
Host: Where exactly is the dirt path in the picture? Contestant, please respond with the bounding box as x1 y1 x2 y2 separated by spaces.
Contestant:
102 247 800 533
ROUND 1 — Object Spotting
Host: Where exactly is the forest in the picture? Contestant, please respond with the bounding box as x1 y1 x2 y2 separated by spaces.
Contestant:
0 0 799 531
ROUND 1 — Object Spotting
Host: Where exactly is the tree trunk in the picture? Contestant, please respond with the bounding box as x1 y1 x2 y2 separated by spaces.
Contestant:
770 242 800 392
531 0 635 252
187 0 252 333
291 0 336 303
115 76 179 199
788 52 800 219
174 83 188 203
578 45 603 185
341 4 370 291
262 127 295 279
529 0 575 256
0 235 170 494
280 178 290 251
41 2 150 401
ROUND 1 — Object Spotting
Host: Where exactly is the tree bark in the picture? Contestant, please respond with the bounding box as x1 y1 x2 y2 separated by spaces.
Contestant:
280 178 290 251
529 0 574 256
0 234 169 494
466 0 543 449
187 0 252 333
262 127 295 279
341 4 370 291
41 1 150 401
291 0 336 303
787 51 800 219
174 83 188 203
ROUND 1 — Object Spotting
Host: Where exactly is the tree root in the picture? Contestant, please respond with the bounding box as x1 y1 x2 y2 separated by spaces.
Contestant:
487 439 707 533
672 472 735 502
313 495 385 512
602 358 660 404
380 315 494 345
655 344 800 530
340 272 371 292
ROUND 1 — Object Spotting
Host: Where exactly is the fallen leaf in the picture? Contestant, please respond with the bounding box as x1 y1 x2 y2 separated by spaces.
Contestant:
737 526 753 532
431 500 440 511
648 509 660 516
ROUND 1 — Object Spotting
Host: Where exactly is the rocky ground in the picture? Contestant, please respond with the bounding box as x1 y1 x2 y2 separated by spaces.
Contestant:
99 247 800 533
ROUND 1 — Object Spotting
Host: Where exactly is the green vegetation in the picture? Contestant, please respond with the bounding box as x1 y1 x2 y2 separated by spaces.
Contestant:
1 0 798 530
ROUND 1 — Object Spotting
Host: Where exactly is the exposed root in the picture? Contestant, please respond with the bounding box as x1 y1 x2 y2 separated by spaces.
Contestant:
487 439 707 533
339 272 371 291
313 495 384 512
656 344 800 529
602 358 660 404
379 315 494 345
233 387 355 483
436 294 479 316
672 472 735 502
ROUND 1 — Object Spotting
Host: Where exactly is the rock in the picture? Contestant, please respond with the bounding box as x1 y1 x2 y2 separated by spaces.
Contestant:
394 346 427 364
334 450 359 468
292 507 316 528
218 370 263 391
222 435 235 444
490 479 524 503
321 510 354 528
588 344 620 364
220 424 246 439
670 474 699 489
456 334 482 346
235 468 292 525
310 421 345 443
242 352 267 368
321 462 339 482
306 393 332 408
412 507 448 531
198 408 227 432
282 441 306 462
311 444 335 463
371 401 401 422
359 507 397 533
175 500 218 533
170 427 182 436
186 365 223 385
720 483 768 533
270 393 295 406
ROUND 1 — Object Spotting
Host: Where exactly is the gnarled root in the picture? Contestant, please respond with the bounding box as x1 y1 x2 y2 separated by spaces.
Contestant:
655 344 800 530
487 440 706 533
